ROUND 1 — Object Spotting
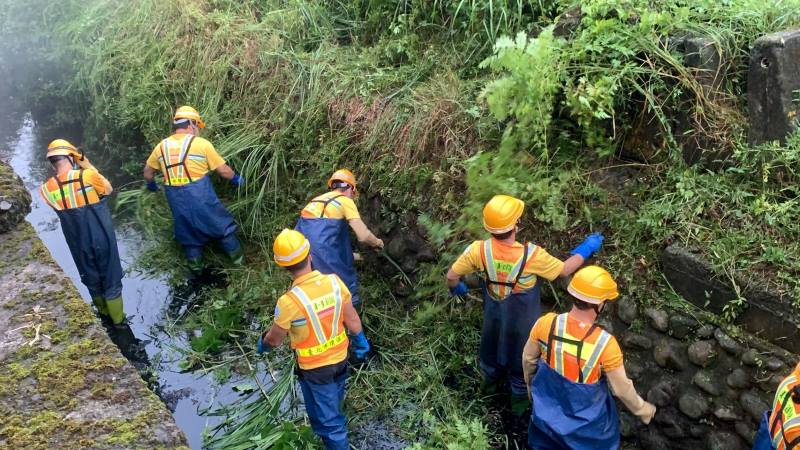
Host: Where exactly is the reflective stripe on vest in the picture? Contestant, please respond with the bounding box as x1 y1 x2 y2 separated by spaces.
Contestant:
289 274 346 359
159 135 196 186
546 313 612 384
480 240 534 300
770 375 800 450
40 170 99 210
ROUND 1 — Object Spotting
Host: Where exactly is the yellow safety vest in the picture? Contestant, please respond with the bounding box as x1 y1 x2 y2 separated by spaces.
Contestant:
770 373 800 450
286 274 348 366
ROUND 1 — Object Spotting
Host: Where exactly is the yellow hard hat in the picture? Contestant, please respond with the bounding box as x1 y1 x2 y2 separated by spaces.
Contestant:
568 266 620 305
483 195 525 234
273 229 311 267
328 168 357 191
46 139 78 159
173 105 205 129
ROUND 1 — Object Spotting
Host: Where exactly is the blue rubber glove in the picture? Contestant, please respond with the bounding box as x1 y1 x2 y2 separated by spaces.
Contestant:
570 232 605 259
256 334 271 355
231 174 244 187
351 331 370 359
146 180 159 192
449 281 468 297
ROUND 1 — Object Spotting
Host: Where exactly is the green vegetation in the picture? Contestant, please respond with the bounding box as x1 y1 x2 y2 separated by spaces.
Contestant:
5 0 800 447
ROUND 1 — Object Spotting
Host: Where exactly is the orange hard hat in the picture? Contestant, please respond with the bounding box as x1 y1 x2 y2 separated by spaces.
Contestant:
46 139 78 159
273 229 310 267
328 169 357 192
174 105 205 129
568 266 620 305
483 195 524 234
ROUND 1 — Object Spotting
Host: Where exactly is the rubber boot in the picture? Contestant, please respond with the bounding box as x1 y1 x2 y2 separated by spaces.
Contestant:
91 296 109 316
105 296 125 325
187 257 205 277
226 247 244 266
510 394 530 417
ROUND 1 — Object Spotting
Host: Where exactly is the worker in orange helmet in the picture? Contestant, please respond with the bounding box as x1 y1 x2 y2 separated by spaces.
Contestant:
295 168 383 308
39 139 126 325
446 194 603 416
257 229 369 450
752 361 800 450
143 106 245 276
523 265 656 450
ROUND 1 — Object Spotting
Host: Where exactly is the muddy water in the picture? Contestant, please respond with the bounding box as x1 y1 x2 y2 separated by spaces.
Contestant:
0 111 269 449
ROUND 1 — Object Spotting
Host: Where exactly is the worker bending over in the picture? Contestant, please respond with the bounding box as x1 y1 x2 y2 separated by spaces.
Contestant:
295 169 383 306
523 265 656 450
143 106 244 275
445 194 602 416
39 140 126 324
257 229 370 450
753 361 800 450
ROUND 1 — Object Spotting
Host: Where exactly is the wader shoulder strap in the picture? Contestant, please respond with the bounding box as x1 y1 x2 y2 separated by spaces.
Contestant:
179 136 196 183
771 388 799 448
310 194 345 218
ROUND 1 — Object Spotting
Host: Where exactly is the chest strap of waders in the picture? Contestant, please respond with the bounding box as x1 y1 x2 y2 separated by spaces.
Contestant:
160 135 196 186
480 240 529 289
309 194 345 218
546 313 608 383
55 169 90 210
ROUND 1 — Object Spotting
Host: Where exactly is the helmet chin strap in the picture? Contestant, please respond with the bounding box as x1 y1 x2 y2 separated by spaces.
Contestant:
591 302 605 317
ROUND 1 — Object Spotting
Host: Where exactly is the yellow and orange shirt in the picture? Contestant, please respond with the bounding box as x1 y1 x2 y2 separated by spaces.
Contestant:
769 363 800 450
146 133 226 186
300 191 360 220
39 169 110 211
451 239 565 299
530 312 623 384
273 270 352 370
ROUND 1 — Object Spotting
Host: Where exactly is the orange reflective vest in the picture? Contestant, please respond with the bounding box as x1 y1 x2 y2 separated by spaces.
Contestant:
285 274 349 368
39 170 101 210
158 134 198 186
543 313 613 384
770 372 800 450
479 239 536 300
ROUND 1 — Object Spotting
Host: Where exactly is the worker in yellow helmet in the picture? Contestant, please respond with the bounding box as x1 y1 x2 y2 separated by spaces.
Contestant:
295 168 383 307
143 106 245 275
446 194 602 416
752 361 800 450
39 139 126 324
257 229 370 450
523 266 656 449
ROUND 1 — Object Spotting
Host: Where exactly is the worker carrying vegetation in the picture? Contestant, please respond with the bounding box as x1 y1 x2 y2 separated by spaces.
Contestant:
752 361 800 450
295 169 383 306
445 194 602 416
143 106 245 275
257 229 370 450
39 139 126 325
523 265 656 450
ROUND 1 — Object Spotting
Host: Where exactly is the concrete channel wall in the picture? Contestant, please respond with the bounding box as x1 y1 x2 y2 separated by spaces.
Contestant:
0 161 187 449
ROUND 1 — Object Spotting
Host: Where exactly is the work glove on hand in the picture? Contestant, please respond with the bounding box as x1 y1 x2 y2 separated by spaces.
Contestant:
146 180 159 192
449 281 468 297
351 331 370 359
570 232 604 259
256 334 271 355
231 174 245 187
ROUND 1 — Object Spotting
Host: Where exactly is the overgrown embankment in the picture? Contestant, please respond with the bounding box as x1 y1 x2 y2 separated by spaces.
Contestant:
5 0 800 448
0 161 187 449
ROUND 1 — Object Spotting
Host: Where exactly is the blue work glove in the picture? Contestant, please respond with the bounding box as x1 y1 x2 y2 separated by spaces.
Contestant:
449 281 468 297
570 232 605 259
146 180 159 192
351 331 370 360
231 174 244 187
256 334 271 355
